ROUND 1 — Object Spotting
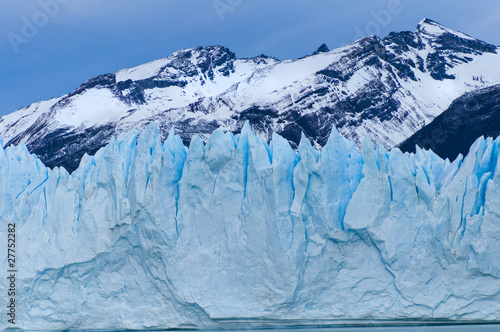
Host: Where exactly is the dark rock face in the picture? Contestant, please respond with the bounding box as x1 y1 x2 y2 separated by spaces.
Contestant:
30 125 117 172
313 43 330 55
398 84 500 161
165 46 236 79
5 119 117 172
69 74 117 97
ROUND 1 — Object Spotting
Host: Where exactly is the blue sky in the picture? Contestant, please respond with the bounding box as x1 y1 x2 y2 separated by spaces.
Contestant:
1 0 499 116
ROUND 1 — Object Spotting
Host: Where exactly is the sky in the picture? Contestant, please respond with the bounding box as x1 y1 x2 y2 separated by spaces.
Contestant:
1 0 499 116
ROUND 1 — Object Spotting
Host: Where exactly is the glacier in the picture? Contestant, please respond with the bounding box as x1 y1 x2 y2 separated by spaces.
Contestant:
1 122 500 330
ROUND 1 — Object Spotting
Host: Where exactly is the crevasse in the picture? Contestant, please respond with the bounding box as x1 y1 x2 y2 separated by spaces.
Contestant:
1 122 500 330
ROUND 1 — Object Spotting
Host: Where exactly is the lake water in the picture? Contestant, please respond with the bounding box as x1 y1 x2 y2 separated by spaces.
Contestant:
86 326 500 332
84 322 500 332
195 319 500 331
207 325 500 331
236 326 500 332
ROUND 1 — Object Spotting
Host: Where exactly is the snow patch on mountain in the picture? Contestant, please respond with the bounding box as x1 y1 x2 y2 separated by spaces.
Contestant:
417 18 476 41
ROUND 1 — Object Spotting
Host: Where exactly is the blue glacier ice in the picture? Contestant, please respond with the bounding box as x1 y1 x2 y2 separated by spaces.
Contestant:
1 122 500 330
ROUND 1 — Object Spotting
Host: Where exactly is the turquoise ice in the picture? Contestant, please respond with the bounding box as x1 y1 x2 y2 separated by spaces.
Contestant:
0 123 499 330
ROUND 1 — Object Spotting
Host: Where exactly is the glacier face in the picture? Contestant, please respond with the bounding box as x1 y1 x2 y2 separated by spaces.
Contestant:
1 123 500 330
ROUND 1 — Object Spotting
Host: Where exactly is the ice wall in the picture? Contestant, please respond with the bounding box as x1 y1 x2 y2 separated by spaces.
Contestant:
1 123 500 330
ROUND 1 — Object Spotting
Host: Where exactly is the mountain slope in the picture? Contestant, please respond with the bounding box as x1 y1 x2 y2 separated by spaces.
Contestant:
1 18 500 172
399 84 500 160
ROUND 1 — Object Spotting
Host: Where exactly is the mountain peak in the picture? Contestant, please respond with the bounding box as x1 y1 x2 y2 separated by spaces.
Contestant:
416 18 476 41
417 18 441 27
313 43 330 55
114 45 237 83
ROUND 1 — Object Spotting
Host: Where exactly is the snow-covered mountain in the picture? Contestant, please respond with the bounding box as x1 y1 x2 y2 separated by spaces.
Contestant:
1 123 500 330
1 18 500 172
